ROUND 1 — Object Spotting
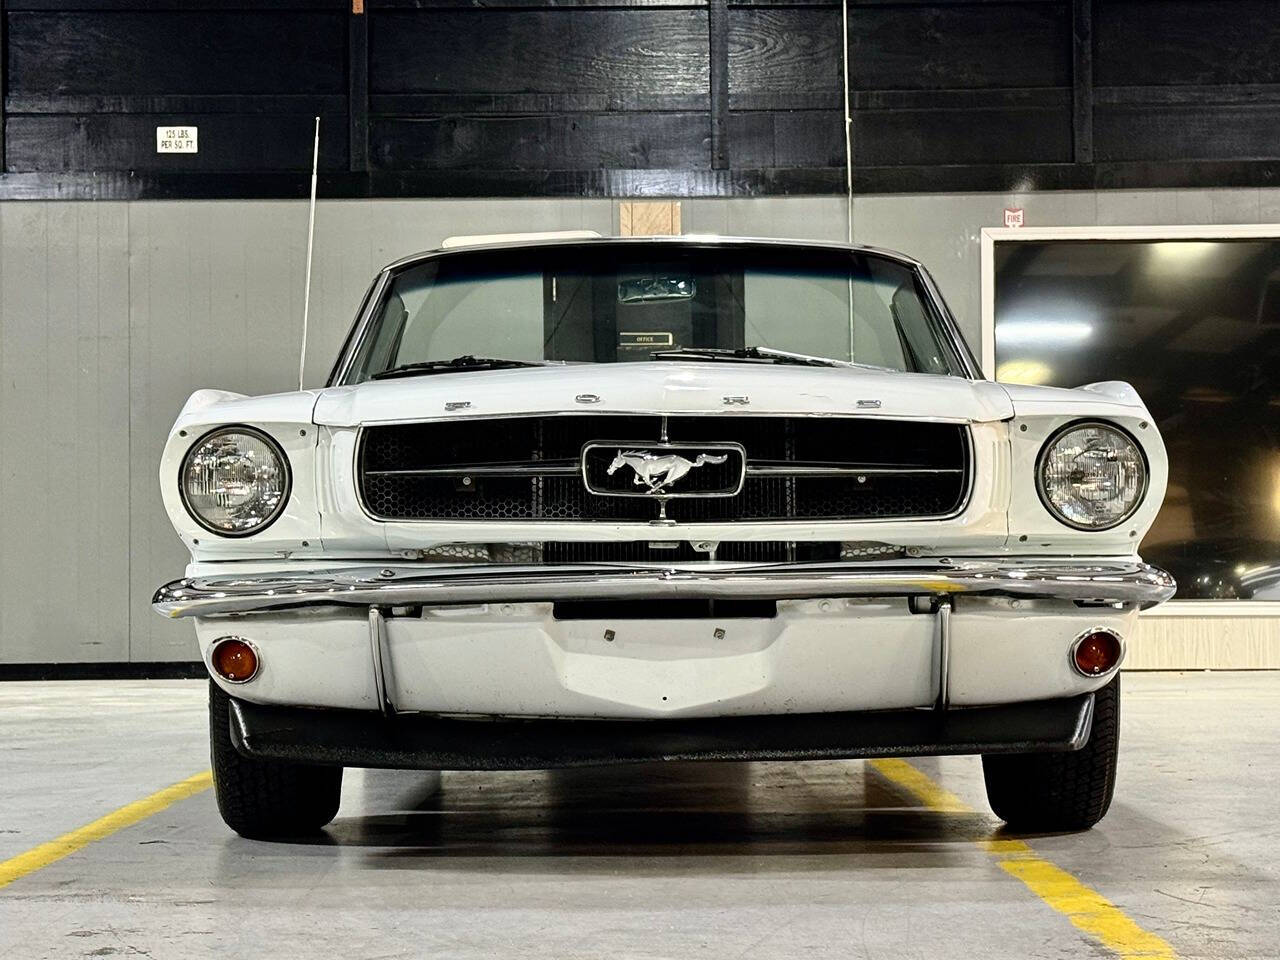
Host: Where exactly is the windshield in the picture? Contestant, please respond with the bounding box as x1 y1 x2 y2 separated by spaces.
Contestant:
342 242 967 383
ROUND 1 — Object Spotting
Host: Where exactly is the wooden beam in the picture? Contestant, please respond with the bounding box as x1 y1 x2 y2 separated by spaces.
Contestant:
1072 0 1093 164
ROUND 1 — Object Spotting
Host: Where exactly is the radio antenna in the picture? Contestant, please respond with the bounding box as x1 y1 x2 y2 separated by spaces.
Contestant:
298 116 320 390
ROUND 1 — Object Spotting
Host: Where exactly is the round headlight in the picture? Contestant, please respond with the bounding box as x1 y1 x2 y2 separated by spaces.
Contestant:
180 427 290 536
1036 421 1147 530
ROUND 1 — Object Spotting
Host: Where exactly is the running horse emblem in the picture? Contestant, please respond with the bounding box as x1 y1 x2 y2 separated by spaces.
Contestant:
606 449 728 494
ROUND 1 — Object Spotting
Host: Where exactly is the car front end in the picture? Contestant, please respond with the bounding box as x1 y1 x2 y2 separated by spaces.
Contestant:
154 236 1173 837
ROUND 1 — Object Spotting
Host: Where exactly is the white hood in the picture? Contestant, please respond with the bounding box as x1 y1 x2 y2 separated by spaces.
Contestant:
311 361 1016 426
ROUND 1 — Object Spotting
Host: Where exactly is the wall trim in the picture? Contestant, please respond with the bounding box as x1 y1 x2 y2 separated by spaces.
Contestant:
4 160 1280 202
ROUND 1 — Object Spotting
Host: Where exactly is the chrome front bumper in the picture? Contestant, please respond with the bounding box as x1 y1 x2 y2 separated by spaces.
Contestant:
153 559 1175 619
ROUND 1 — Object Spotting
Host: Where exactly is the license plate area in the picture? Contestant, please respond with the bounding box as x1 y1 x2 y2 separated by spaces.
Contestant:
553 599 777 620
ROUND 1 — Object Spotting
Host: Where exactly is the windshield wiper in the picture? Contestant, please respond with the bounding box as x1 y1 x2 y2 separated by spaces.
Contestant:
651 346 889 371
370 356 555 380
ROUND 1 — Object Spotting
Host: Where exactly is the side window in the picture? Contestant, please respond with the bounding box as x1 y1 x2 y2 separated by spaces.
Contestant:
394 273 544 364
850 275 909 369
889 282 951 375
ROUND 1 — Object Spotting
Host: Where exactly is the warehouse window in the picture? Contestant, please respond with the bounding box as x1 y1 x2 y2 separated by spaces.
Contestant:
986 231 1280 602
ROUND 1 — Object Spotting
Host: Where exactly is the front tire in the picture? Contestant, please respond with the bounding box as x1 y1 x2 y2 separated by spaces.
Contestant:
982 675 1120 832
209 681 343 839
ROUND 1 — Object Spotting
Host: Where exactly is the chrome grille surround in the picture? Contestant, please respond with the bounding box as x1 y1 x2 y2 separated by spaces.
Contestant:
357 414 973 524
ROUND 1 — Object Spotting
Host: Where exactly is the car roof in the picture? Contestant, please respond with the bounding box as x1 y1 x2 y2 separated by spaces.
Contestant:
382 234 923 273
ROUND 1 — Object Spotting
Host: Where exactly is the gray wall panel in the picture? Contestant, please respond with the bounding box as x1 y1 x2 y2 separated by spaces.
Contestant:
851 192 1102 348
64 205 133 664
1 203 131 663
126 203 195 662
127 202 316 661
683 198 848 243
1 190 1277 662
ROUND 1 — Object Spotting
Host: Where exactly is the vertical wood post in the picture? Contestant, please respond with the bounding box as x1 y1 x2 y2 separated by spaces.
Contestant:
620 201 682 236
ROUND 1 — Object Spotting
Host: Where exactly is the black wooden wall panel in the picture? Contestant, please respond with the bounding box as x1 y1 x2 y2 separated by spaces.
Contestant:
1095 0 1280 86
1092 0 1280 170
371 9 710 96
847 1 1073 179
1 0 1279 198
849 3 1071 90
727 7 840 171
373 113 711 170
369 6 711 174
6 112 349 172
5 6 349 174
855 105 1072 166
8 11 346 94
1096 104 1280 162
728 111 844 168
728 7 840 103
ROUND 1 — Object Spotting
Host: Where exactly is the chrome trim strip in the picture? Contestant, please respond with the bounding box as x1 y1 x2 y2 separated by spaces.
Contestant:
364 461 579 477
745 464 963 477
154 559 1176 619
364 463 961 479
351 409 978 427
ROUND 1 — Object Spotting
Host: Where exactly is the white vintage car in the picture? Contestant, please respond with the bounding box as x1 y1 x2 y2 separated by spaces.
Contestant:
154 234 1174 839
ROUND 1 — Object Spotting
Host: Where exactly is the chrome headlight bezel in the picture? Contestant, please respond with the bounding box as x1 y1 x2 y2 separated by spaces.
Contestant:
1035 419 1149 532
178 425 292 538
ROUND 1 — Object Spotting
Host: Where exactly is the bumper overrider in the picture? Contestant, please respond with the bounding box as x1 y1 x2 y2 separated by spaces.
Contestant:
155 559 1173 769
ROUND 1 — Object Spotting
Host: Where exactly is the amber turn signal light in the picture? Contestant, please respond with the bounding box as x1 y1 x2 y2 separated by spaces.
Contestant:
210 637 259 683
1071 629 1122 677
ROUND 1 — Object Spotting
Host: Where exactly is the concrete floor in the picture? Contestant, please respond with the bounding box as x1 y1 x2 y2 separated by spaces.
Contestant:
0 673 1276 960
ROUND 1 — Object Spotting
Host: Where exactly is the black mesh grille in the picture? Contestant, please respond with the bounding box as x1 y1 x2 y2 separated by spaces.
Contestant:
541 541 841 564
359 415 969 522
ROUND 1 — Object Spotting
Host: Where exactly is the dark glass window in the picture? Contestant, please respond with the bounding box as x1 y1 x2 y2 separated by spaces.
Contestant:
994 239 1280 600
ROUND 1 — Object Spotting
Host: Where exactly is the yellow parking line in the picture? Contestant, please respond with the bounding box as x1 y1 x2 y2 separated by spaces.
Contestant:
0 770 213 889
870 758 1177 960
